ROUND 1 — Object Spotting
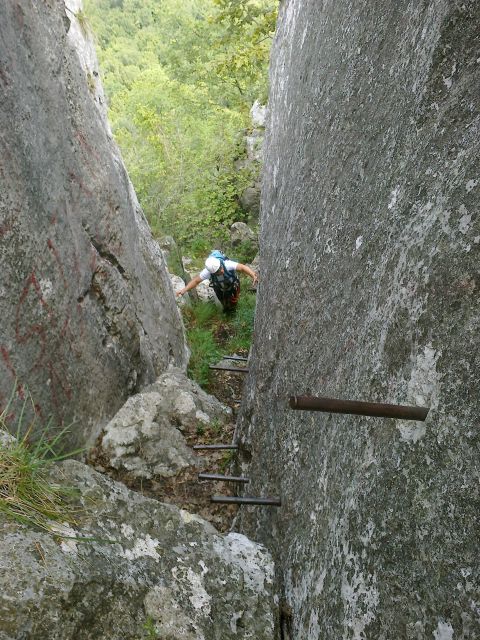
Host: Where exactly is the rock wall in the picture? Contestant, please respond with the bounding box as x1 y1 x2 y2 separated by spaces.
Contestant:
0 0 187 446
0 460 275 639
237 1 480 638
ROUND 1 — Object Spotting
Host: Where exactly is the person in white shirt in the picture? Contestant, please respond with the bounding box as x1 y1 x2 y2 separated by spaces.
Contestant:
176 254 258 313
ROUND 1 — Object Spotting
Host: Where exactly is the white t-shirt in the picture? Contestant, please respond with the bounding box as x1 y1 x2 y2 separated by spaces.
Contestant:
199 259 238 282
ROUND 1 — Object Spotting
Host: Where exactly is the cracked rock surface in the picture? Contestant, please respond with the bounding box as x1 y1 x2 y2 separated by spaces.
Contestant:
0 0 187 447
96 367 232 481
0 460 275 640
236 1 480 638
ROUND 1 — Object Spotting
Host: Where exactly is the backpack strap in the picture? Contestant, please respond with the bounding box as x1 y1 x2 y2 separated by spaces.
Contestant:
209 256 239 290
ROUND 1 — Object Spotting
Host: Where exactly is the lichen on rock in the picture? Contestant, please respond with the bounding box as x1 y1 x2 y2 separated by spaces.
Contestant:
0 460 276 640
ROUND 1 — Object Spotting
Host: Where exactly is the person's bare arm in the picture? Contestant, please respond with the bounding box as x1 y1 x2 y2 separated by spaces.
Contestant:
236 263 258 285
176 274 203 297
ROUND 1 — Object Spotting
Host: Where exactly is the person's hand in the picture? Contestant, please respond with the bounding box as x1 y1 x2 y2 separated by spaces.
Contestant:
252 272 259 286
176 290 184 297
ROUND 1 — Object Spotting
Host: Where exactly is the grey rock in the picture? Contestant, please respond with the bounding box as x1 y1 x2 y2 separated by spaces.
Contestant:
170 273 189 307
65 0 110 128
99 368 232 480
246 132 264 163
0 1 187 448
250 101 267 128
237 1 480 638
158 235 178 259
240 185 262 215
230 222 257 247
0 460 276 639
196 279 218 304
0 430 16 448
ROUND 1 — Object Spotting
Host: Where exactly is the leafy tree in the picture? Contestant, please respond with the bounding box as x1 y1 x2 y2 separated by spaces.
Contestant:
84 0 276 253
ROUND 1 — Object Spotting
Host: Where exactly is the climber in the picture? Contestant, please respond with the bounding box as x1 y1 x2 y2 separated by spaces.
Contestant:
176 251 258 313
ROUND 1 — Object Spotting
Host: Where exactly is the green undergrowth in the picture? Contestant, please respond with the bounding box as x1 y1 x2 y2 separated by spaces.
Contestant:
183 290 256 388
0 393 82 533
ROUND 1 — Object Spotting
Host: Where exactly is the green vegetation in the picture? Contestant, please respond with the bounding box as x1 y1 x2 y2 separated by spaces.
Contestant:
182 290 255 388
142 616 159 639
0 395 81 533
84 0 277 251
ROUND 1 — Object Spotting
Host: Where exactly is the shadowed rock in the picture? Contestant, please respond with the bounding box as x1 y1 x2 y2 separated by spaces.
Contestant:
0 1 187 446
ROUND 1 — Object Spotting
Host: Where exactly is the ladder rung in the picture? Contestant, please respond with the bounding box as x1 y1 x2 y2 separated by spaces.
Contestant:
198 473 249 483
209 365 249 373
193 444 239 450
210 496 281 506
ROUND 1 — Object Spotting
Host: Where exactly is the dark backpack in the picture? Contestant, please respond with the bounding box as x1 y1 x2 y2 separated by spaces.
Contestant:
208 250 239 291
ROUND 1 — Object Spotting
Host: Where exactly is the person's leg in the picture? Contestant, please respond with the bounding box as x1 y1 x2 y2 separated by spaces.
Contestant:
223 282 240 314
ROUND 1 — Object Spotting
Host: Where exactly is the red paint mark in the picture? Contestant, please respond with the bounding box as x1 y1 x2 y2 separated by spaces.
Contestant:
0 221 13 238
0 67 8 86
16 272 50 344
68 170 93 197
47 238 68 289
74 130 101 164
0 346 25 399
72 248 81 279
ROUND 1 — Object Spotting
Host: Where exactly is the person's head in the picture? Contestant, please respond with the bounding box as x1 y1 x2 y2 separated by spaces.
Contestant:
205 256 223 274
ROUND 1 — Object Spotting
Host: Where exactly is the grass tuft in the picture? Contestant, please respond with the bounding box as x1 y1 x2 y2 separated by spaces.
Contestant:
0 392 82 533
182 289 256 388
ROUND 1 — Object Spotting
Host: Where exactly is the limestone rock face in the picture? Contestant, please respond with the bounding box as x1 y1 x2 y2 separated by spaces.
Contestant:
0 460 275 639
0 1 187 446
237 1 480 638
97 368 232 480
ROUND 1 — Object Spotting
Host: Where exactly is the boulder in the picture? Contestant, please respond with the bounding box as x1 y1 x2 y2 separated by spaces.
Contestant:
239 185 262 216
230 222 257 247
245 131 264 163
250 100 267 128
169 274 189 307
0 1 187 448
196 279 218 304
97 368 232 480
0 459 276 639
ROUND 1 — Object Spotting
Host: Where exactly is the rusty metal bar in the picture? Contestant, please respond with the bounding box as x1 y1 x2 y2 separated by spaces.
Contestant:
222 355 248 361
289 395 429 421
193 444 239 450
209 365 249 373
210 496 281 506
198 473 249 483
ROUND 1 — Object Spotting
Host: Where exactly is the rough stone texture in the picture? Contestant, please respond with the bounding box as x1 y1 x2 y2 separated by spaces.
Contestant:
230 222 257 247
97 367 232 480
0 1 187 447
170 273 189 306
237 1 480 638
251 100 267 128
239 184 262 215
0 460 276 639
237 103 265 219
195 279 219 304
